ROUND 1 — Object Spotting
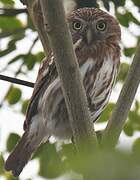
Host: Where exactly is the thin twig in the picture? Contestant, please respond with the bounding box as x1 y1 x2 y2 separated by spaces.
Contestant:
0 35 38 86
0 74 34 87
0 8 27 16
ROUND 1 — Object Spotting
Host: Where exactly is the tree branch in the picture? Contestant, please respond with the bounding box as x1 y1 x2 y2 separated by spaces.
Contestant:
0 8 27 16
22 0 51 54
102 44 140 148
39 0 98 150
0 74 34 88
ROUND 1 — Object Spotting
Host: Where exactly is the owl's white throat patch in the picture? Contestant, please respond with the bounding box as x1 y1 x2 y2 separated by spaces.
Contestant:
73 38 82 51
80 57 96 79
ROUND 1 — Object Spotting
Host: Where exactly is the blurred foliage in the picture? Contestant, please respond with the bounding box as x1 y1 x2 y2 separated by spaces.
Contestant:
0 0 14 6
6 86 22 105
6 133 20 152
21 99 29 114
98 102 115 122
0 154 4 175
124 101 140 136
117 62 130 82
2 139 140 180
0 0 140 179
132 137 140 153
38 143 64 178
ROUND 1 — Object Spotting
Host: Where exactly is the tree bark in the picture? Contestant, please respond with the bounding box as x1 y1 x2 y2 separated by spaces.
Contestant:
40 0 98 151
23 0 51 54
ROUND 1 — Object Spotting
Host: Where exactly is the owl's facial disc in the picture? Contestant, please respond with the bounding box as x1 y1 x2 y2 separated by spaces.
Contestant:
83 26 99 46
83 20 107 45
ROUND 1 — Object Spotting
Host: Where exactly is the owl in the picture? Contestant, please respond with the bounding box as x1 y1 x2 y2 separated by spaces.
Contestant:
5 8 121 176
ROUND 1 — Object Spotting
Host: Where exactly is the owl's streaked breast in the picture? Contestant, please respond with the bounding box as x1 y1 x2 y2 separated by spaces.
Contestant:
39 54 118 139
86 56 118 121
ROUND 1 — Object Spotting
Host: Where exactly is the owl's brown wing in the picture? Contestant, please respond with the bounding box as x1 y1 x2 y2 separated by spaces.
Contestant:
23 54 57 130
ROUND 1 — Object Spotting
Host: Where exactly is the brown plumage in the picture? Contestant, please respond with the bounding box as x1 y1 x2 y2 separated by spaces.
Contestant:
5 8 121 176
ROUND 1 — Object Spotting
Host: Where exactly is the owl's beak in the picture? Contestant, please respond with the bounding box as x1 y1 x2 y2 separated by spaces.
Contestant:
85 28 95 45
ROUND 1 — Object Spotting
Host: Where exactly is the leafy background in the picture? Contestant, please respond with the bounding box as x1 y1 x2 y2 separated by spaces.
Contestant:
0 0 140 179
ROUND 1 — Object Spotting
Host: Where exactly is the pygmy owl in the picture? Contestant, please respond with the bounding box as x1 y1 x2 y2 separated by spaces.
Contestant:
5 8 121 176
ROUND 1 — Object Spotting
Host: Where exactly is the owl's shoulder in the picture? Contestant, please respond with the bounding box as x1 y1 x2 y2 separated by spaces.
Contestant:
24 53 57 130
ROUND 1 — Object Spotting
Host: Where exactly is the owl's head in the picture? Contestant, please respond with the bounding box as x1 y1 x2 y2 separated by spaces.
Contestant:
67 8 121 52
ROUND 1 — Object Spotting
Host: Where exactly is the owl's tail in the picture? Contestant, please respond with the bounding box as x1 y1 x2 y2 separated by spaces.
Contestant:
5 130 43 177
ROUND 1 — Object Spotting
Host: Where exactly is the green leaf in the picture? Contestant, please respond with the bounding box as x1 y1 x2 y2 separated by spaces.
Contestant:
135 100 140 112
116 11 140 27
8 54 25 65
98 103 115 122
0 36 24 57
7 87 22 105
132 138 140 154
124 48 135 57
0 44 16 57
24 54 36 70
116 12 129 27
39 143 63 178
123 122 134 136
11 30 25 40
0 17 23 31
125 11 140 25
128 110 140 131
129 111 140 123
117 63 129 82
0 0 14 6
7 175 19 180
60 143 76 170
21 99 29 114
0 154 4 175
61 143 76 160
36 52 45 62
133 0 140 7
7 133 20 152
116 10 140 27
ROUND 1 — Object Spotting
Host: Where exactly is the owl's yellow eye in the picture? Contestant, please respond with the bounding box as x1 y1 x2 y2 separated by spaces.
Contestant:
72 20 82 31
96 20 107 31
